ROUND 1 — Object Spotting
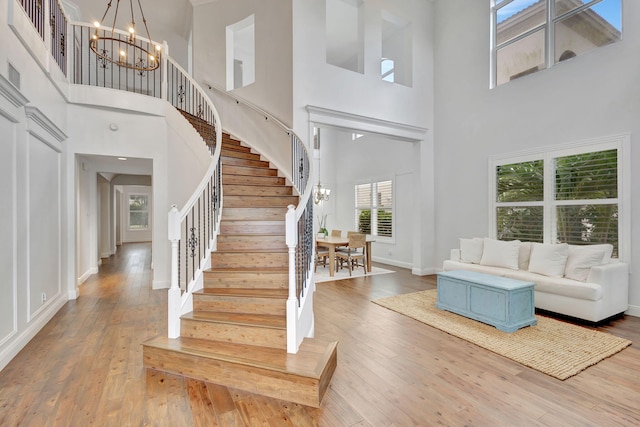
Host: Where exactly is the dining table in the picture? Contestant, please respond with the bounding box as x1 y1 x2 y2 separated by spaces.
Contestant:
316 235 375 277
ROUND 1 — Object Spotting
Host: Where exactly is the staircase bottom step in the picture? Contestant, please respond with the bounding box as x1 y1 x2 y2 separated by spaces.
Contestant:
142 336 338 408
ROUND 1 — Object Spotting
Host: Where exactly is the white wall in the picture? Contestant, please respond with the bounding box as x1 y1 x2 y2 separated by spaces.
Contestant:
192 0 293 125
433 0 640 315
68 99 212 290
291 0 433 135
0 0 71 371
319 127 416 268
292 0 436 274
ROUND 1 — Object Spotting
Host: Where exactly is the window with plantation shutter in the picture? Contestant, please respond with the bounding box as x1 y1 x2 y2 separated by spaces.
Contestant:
555 149 618 255
490 137 627 259
496 159 544 242
355 180 393 238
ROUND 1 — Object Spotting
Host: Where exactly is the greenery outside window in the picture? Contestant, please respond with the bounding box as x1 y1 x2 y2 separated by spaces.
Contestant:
490 0 622 87
355 180 393 238
491 136 628 259
129 194 149 230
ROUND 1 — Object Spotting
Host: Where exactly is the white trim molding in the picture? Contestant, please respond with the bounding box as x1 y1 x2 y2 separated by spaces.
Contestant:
0 73 29 109
306 105 428 142
24 106 67 146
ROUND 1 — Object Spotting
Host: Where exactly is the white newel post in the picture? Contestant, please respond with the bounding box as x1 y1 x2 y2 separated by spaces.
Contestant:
285 205 299 353
168 205 181 339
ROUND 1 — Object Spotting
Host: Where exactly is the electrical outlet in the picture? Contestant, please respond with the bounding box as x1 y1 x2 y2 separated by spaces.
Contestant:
41 292 47 304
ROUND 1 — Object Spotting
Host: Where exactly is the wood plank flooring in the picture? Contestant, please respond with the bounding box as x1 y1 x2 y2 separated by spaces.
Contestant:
1 242 639 426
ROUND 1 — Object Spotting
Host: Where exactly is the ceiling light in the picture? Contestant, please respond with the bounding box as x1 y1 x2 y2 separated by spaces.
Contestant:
90 0 160 72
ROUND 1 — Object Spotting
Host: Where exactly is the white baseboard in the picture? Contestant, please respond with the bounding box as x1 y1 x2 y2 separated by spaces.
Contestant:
152 279 170 290
371 256 413 270
411 267 439 276
625 304 640 318
0 296 67 371
77 266 98 285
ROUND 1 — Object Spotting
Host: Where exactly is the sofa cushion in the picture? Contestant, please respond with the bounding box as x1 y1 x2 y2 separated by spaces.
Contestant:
459 237 484 264
503 270 602 301
528 243 568 278
565 245 610 282
480 238 520 270
442 260 508 277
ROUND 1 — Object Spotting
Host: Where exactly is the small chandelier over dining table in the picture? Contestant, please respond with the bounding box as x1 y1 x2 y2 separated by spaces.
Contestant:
314 182 330 204
90 0 161 71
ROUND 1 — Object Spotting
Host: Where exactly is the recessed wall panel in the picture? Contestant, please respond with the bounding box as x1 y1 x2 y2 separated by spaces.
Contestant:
29 137 60 317
0 117 16 341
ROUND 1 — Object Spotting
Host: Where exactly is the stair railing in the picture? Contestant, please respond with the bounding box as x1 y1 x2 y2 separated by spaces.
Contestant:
203 83 314 353
162 58 223 339
25 8 310 349
66 22 223 339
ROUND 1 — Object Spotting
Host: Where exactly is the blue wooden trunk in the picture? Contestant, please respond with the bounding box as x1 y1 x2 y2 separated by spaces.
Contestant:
437 270 537 333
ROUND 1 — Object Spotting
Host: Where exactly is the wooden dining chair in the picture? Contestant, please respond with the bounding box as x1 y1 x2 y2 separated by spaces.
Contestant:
331 229 342 237
335 233 366 276
315 243 330 272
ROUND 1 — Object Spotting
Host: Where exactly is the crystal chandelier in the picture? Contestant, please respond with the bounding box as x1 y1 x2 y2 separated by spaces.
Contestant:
90 0 161 71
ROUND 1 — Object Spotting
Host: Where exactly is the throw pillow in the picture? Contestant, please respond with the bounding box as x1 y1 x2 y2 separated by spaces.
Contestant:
518 242 532 270
565 245 608 282
460 237 484 264
584 243 614 264
479 238 520 270
528 243 569 278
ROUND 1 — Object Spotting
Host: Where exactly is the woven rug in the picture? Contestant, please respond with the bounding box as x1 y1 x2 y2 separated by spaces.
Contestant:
315 266 394 283
373 289 631 380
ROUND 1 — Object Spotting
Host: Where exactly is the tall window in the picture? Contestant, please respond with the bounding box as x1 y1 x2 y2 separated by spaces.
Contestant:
129 194 149 230
491 0 622 87
491 136 628 258
355 180 393 238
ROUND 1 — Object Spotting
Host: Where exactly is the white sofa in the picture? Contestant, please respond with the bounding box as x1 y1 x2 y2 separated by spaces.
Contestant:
442 238 629 323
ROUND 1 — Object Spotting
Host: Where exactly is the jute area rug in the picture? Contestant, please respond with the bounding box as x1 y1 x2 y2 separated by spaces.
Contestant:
373 289 631 380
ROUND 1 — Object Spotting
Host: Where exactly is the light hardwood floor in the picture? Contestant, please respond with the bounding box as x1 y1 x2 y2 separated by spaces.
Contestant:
1 242 639 426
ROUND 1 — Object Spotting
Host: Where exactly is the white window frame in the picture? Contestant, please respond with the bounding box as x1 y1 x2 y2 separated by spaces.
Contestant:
128 193 150 231
488 134 630 261
490 0 622 88
354 178 395 242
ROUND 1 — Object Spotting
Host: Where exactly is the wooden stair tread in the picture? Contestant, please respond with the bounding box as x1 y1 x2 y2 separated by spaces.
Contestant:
144 336 338 379
206 266 288 273
183 311 286 328
197 288 288 298
214 248 287 254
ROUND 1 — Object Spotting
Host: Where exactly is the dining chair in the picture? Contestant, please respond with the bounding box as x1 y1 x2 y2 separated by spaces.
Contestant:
331 229 342 237
315 243 330 272
335 233 367 276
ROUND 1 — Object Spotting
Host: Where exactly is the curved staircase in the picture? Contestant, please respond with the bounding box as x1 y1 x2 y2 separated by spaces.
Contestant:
143 132 337 408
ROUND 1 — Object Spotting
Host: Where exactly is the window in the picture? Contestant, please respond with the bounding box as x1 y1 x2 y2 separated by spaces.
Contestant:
491 135 628 258
129 194 149 230
355 180 393 238
491 0 622 87
381 58 395 83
